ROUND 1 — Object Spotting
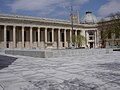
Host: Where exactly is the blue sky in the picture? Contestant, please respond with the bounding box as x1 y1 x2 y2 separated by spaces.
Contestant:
0 0 120 20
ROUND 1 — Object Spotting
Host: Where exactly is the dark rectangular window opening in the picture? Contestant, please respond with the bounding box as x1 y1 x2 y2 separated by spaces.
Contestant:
7 30 10 41
61 33 64 42
36 31 38 41
24 31 26 41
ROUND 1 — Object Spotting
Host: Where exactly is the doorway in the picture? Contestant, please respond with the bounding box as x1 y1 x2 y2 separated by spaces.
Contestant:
6 30 10 48
89 42 94 48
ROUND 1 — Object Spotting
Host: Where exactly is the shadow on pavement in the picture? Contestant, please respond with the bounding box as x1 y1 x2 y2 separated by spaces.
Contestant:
0 55 17 70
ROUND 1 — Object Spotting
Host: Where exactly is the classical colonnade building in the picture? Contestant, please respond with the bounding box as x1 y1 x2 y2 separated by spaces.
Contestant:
0 13 98 49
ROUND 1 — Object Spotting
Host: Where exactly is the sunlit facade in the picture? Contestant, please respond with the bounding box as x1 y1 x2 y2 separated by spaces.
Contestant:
0 13 98 49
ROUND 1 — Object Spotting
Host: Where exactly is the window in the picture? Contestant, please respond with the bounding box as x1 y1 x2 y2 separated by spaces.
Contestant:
89 31 94 35
24 31 26 41
89 37 93 40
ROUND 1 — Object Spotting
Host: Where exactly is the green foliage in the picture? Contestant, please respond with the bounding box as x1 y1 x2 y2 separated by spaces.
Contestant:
72 34 86 47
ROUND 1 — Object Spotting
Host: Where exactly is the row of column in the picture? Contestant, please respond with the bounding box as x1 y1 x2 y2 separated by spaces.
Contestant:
3 25 76 48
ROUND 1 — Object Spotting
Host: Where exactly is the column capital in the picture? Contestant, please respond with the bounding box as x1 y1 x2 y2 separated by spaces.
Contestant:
4 25 7 27
64 29 67 31
51 28 54 30
13 26 16 30
45 27 47 30
13 25 16 28
22 26 25 27
30 27 33 29
58 28 60 31
21 26 25 29
38 27 41 29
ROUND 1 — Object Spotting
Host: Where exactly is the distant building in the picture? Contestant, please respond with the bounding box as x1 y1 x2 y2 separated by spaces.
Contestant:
0 12 98 49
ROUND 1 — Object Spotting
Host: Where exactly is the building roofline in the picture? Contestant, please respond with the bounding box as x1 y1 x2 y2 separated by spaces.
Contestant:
0 13 97 28
0 13 70 23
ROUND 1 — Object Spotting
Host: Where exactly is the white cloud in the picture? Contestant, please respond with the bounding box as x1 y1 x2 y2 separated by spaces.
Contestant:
10 0 90 12
10 0 60 11
98 0 120 16
10 0 89 11
8 0 90 19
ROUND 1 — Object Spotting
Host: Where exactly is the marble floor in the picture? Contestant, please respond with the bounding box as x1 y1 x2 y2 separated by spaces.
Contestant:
0 50 120 90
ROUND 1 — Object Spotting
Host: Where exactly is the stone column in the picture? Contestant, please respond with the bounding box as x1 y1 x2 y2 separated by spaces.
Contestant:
94 30 97 48
45 28 47 48
30 27 33 48
22 26 24 48
52 28 54 43
4 25 7 48
75 30 77 36
64 29 66 47
69 29 72 47
58 29 60 49
75 30 77 48
45 28 47 43
13 26 16 48
38 27 40 48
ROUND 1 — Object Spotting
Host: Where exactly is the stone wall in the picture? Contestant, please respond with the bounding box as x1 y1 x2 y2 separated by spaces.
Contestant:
5 49 113 58
5 49 53 58
52 49 113 58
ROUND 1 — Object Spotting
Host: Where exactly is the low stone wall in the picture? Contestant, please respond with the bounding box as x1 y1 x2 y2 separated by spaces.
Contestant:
5 49 53 58
113 48 120 51
52 49 113 58
5 49 113 58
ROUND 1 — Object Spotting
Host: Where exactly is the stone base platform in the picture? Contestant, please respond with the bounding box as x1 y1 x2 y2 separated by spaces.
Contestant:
5 49 53 58
113 48 120 51
5 49 113 58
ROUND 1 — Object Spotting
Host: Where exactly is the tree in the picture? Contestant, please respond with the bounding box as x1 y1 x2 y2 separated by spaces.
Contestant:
72 34 86 48
97 12 120 48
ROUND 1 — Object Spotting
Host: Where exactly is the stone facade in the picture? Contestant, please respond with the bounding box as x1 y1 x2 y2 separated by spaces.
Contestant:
0 14 98 49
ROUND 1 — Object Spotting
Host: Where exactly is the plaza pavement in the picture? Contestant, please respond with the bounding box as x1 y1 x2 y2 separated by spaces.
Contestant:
0 49 120 90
